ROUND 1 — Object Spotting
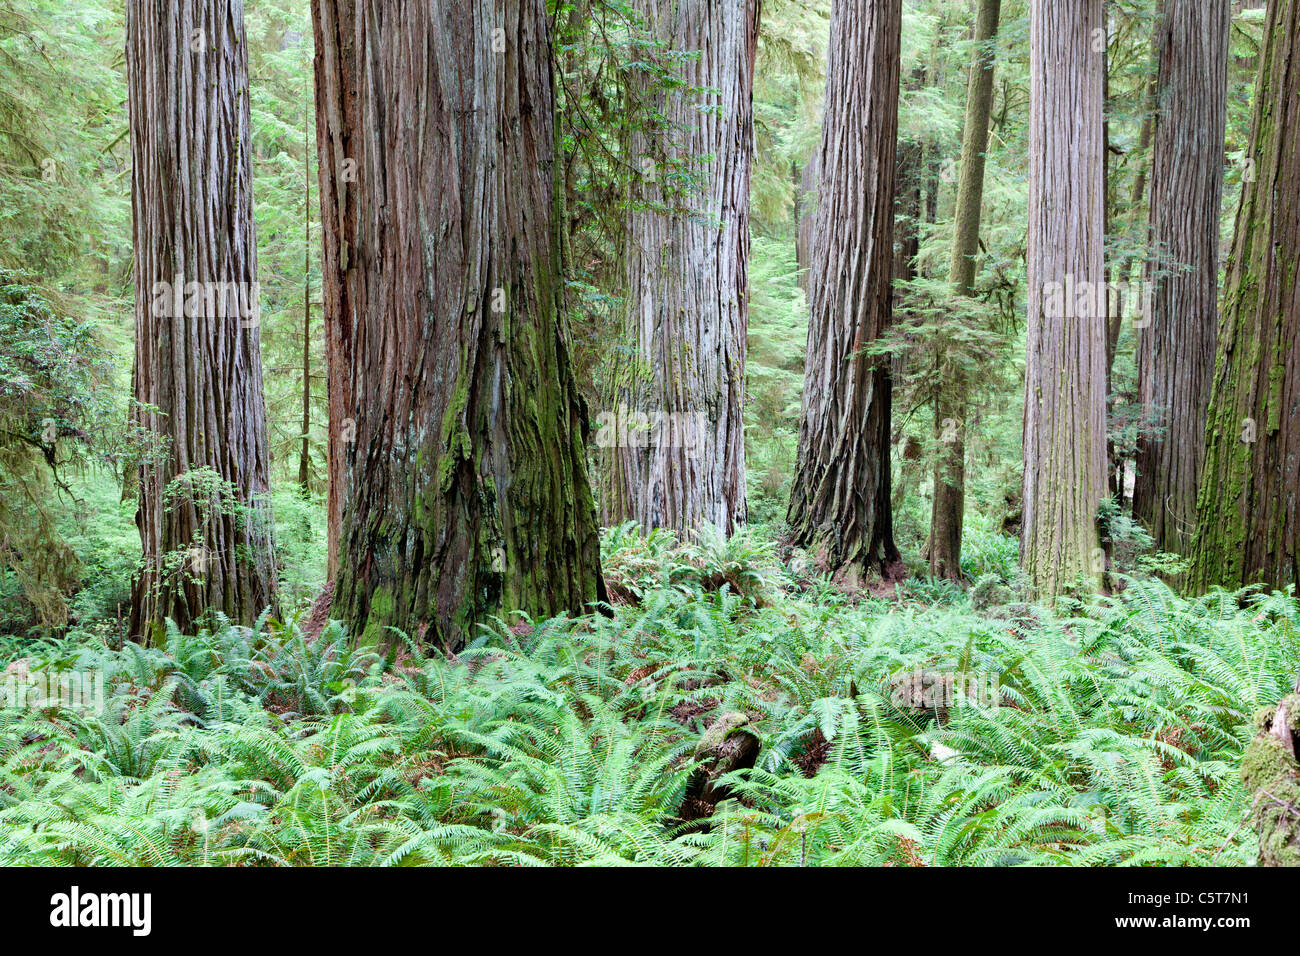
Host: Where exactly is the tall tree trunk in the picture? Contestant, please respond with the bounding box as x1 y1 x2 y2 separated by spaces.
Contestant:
310 0 358 583
1021 0 1109 598
787 0 903 586
299 105 313 497
1105 39 1159 506
1131 0 1229 555
601 0 759 536
928 0 1000 581
1190 0 1300 593
795 156 817 293
126 0 277 639
326 0 604 651
893 141 921 288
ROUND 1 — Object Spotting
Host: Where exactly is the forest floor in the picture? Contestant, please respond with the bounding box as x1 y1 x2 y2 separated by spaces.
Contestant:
0 522 1292 865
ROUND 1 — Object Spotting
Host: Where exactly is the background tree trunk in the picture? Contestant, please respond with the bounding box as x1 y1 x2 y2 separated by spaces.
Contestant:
329 0 604 651
795 156 817 293
929 0 1000 582
601 0 759 537
127 0 277 639
1021 0 1109 598
299 111 313 497
310 0 358 582
1131 0 1229 556
786 0 903 586
1191 0 1300 592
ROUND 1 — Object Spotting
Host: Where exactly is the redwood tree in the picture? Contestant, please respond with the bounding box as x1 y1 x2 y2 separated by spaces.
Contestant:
786 0 902 585
928 0 1001 580
1021 0 1109 597
601 0 759 536
326 0 604 650
310 0 358 582
1190 0 1300 592
1132 0 1229 555
126 0 277 638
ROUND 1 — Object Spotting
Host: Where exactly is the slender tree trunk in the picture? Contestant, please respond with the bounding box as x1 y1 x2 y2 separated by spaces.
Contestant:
325 0 604 651
1131 0 1229 555
893 65 925 289
1191 0 1300 592
299 106 313 497
787 0 903 586
1106 44 1158 506
893 141 921 288
1021 0 1109 598
126 0 277 639
310 0 357 582
928 0 1000 581
890 134 921 522
795 157 816 293
601 0 759 536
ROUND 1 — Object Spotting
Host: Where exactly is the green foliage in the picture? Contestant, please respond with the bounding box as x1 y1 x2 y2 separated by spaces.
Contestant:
745 236 807 526
0 0 129 282
0 527 1289 866
245 0 326 494
0 271 122 628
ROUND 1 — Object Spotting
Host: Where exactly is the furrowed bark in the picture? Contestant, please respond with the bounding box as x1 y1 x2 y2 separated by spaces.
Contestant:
601 0 759 537
1190 0 1300 593
310 0 358 582
329 0 604 651
1021 0 1109 598
1132 0 1229 556
126 0 277 639
786 0 903 586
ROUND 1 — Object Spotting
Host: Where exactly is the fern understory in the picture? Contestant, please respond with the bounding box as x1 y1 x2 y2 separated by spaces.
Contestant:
0 525 1293 866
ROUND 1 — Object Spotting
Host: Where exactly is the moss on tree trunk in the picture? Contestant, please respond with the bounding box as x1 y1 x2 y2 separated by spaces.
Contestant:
325 0 604 652
1189 0 1300 593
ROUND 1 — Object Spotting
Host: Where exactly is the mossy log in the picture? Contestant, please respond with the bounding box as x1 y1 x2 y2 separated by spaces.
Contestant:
681 711 761 823
1242 689 1300 866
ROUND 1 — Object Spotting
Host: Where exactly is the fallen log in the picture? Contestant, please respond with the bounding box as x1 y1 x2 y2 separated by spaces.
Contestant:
680 711 761 823
1242 679 1300 866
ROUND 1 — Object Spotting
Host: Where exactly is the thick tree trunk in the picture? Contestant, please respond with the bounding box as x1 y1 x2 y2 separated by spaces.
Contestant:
928 0 1000 582
126 0 277 639
328 0 604 651
1021 0 1109 598
601 0 759 537
1190 0 1300 593
1131 0 1229 556
310 0 358 582
786 0 903 586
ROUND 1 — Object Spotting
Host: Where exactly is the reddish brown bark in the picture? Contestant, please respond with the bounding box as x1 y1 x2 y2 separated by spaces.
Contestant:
1021 0 1109 597
310 0 358 581
787 0 903 586
325 0 603 650
1132 0 1229 555
126 0 277 638
1190 0 1300 592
